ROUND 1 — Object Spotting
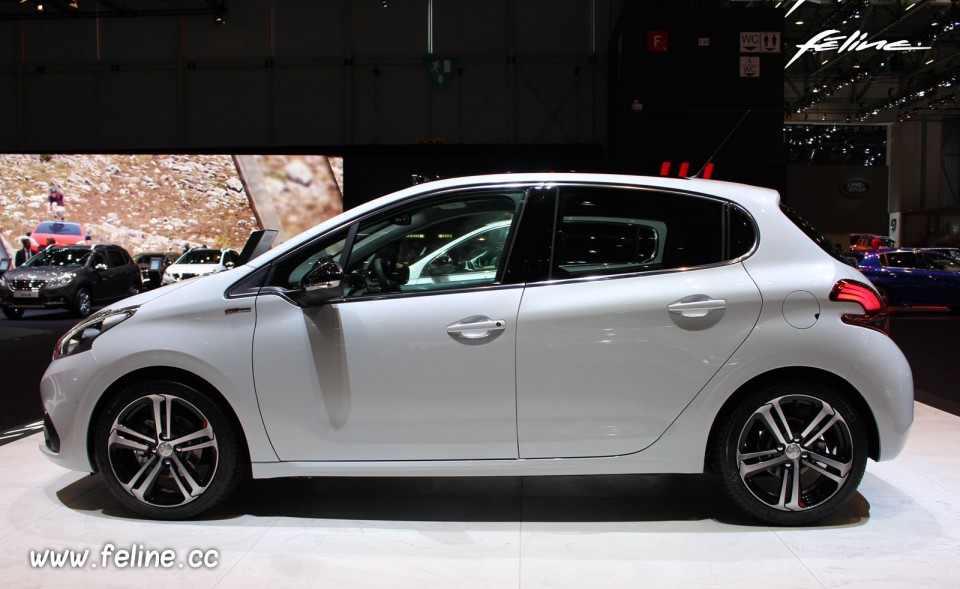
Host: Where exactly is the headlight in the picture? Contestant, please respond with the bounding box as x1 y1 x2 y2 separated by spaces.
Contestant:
45 273 76 288
53 305 139 360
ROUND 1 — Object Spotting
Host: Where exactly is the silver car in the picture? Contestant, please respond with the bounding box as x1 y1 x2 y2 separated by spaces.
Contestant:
39 173 913 525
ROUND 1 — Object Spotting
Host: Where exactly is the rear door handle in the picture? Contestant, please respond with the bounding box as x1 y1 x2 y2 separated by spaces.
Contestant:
667 298 727 318
446 316 506 341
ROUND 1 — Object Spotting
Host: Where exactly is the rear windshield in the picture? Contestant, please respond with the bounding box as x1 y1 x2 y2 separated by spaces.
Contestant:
35 222 81 236
780 204 850 265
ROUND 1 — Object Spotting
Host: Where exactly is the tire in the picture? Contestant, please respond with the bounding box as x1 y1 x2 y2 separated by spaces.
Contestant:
2 307 24 320
713 382 868 526
128 282 141 297
93 380 244 519
875 286 891 308
71 287 93 318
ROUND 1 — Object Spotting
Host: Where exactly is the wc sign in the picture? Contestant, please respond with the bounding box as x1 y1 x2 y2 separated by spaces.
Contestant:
740 31 781 53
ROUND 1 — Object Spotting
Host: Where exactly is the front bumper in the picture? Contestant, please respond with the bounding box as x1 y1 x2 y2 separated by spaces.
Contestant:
38 349 105 473
0 284 76 309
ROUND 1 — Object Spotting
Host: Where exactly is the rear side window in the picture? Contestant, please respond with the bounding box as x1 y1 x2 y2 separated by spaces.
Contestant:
552 187 752 278
107 249 128 267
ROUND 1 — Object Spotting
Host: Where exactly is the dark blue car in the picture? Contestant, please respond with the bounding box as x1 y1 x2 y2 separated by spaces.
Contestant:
857 249 960 311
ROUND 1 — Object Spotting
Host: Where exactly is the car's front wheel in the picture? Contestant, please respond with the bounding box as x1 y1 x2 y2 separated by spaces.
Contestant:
94 381 244 519
71 287 92 317
2 307 24 319
714 382 868 525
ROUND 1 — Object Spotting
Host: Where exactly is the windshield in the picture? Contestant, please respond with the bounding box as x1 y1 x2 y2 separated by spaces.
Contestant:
24 248 90 268
177 249 223 265
35 222 82 236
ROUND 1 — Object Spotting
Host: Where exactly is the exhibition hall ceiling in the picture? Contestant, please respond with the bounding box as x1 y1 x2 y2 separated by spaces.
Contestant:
1 0 957 125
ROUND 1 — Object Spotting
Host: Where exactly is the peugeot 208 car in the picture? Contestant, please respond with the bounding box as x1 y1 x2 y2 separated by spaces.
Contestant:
39 174 913 525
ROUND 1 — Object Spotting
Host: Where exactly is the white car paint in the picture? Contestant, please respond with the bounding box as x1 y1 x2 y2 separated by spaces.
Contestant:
38 172 913 523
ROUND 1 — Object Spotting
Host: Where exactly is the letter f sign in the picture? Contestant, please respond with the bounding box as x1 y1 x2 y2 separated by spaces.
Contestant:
648 31 669 52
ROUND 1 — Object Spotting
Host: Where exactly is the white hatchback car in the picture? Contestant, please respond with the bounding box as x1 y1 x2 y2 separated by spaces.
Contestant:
160 248 241 285
39 173 913 524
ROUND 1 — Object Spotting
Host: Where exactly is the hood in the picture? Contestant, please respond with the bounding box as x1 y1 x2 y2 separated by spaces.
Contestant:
3 265 80 281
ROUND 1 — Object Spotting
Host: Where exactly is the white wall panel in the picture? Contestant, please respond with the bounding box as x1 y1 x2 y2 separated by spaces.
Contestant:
274 0 347 58
98 16 179 63
434 0 508 56
352 65 430 144
21 72 97 151
514 64 581 143
353 0 427 58
0 75 18 145
21 18 97 65
184 1 269 61
516 0 592 55
97 70 180 149
0 22 19 66
456 64 509 144
273 67 348 146
184 68 271 148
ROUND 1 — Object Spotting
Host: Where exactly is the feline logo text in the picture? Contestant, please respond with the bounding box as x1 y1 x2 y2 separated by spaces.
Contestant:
784 0 930 69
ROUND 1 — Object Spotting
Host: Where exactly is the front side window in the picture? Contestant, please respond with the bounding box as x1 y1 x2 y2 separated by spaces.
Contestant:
341 191 522 298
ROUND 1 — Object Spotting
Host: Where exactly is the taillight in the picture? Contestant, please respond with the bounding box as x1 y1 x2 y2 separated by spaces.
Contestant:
829 279 889 334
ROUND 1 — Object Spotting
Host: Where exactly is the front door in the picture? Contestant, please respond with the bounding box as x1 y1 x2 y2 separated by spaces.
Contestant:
252 188 527 461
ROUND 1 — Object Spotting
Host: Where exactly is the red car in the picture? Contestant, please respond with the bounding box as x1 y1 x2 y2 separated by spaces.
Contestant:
29 221 90 253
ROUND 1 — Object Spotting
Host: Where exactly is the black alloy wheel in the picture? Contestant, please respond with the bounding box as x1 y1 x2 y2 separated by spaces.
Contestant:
94 380 244 519
2 307 24 319
714 382 867 526
72 287 92 318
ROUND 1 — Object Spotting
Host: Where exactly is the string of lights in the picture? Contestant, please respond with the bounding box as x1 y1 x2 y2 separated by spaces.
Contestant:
785 124 886 166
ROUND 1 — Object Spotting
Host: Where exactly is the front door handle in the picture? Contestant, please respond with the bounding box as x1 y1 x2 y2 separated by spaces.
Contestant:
667 298 727 318
446 316 507 341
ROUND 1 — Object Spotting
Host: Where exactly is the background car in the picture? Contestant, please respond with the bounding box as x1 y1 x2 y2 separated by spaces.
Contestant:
857 248 960 311
849 233 895 252
39 173 913 526
29 221 91 253
0 244 141 319
134 251 180 290
161 247 240 285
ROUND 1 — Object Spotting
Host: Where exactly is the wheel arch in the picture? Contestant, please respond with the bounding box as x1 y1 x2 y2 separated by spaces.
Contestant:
704 366 881 470
86 366 250 472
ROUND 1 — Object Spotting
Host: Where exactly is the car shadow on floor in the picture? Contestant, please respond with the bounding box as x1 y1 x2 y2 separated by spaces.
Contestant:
56 472 871 529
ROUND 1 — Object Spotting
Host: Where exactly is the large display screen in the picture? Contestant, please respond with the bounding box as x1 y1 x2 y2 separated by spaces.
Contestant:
0 154 343 262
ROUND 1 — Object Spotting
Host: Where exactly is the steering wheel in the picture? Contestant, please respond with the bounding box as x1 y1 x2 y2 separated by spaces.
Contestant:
372 256 402 292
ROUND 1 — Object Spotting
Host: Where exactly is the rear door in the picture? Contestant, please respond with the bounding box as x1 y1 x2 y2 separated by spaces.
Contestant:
516 185 762 459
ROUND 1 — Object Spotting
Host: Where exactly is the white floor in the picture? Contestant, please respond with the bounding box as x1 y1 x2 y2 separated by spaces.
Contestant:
1 402 958 588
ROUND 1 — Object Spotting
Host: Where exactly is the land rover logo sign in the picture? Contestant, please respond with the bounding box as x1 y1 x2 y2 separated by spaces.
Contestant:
841 179 871 198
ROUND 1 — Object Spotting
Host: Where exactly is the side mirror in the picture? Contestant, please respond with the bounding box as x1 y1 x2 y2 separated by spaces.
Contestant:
299 258 344 305
426 254 456 277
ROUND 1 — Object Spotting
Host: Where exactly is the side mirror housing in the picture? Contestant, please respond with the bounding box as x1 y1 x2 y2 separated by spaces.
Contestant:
299 259 344 306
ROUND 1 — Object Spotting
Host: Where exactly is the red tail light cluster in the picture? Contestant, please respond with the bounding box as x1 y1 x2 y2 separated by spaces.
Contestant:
830 279 889 335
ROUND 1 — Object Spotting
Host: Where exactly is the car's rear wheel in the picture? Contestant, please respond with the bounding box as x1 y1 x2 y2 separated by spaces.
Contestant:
71 287 92 318
714 382 867 525
94 380 244 519
2 307 24 319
